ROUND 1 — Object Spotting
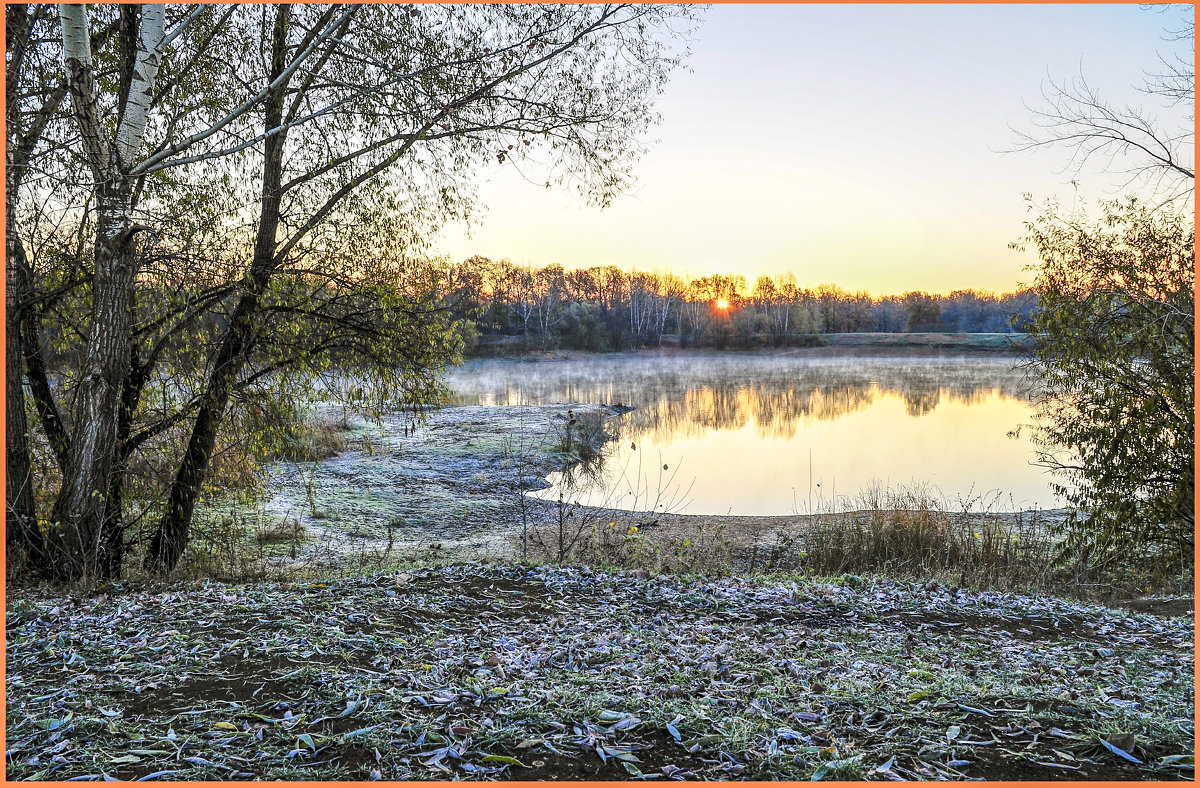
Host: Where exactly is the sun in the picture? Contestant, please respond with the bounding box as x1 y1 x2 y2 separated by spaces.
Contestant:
716 299 729 309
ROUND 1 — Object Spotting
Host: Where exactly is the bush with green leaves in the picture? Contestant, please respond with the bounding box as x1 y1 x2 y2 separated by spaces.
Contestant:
1016 197 1194 571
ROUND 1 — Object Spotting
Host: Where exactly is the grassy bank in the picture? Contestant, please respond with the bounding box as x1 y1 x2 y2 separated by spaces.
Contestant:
815 332 1031 353
519 496 1191 603
6 564 1192 781
473 332 1033 358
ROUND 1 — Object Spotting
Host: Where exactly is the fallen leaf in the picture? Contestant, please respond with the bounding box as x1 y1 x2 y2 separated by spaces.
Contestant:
1160 754 1194 768
481 754 527 767
1098 736 1142 764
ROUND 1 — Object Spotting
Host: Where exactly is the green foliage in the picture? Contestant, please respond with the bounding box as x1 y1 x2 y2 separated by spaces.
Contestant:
11 4 705 581
1017 197 1194 568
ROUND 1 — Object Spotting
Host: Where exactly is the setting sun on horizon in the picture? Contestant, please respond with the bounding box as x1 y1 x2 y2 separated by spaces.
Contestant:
434 4 1191 296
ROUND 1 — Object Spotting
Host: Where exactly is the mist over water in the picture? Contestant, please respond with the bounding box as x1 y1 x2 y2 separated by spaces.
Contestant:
447 352 1057 515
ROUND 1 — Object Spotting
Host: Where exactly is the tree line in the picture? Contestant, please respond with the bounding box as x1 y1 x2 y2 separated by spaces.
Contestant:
442 258 1037 352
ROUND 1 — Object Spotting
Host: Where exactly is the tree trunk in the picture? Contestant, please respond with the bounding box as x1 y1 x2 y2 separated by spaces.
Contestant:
5 215 43 566
145 5 292 574
47 180 138 581
18 254 71 474
49 3 165 581
97 348 148 580
5 5 37 562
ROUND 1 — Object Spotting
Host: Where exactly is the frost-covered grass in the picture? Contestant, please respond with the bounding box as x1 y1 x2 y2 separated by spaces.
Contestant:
180 403 624 578
6 565 1193 781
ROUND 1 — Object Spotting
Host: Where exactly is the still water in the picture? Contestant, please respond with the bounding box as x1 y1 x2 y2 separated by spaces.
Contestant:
446 352 1056 515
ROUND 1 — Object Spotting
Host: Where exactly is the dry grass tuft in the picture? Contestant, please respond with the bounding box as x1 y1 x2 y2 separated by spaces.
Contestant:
520 482 1189 598
270 418 349 462
549 410 608 461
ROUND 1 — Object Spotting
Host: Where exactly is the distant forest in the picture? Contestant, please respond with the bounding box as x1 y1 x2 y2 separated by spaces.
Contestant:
445 257 1038 353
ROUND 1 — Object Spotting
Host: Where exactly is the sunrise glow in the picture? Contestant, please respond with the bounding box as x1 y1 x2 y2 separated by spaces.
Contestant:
434 5 1185 296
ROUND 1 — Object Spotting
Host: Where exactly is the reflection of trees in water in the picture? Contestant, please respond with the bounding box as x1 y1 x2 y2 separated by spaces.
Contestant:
448 354 1040 442
753 385 879 439
682 387 751 434
899 379 1012 417
628 383 881 441
625 379 1006 441
903 383 942 418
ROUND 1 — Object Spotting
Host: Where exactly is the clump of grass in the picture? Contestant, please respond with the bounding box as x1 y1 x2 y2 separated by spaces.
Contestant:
550 410 607 461
271 418 349 462
255 517 306 546
782 484 1061 591
173 510 276 582
165 507 313 583
519 478 1188 599
522 481 1099 595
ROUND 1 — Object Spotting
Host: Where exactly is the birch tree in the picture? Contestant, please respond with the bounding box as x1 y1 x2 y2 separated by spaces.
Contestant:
655 272 685 345
14 3 698 578
49 3 168 578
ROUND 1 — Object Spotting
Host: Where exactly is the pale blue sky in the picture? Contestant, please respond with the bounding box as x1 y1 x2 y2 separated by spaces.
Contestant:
433 4 1191 295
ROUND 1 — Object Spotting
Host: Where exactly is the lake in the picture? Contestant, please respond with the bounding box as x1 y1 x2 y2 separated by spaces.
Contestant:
447 351 1057 515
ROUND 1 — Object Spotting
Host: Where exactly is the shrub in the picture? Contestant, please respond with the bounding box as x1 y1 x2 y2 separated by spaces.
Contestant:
1016 198 1194 571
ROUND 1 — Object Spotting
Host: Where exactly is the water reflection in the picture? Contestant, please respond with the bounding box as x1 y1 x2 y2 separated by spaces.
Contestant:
447 352 1054 514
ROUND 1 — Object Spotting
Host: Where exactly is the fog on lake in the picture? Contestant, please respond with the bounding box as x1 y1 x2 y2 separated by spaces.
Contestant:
447 352 1056 515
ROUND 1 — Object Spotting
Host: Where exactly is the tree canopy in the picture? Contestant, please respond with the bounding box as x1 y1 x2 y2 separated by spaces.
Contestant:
6 3 700 581
1013 5 1194 574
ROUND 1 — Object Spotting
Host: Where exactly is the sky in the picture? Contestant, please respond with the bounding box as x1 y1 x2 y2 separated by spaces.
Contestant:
431 4 1191 296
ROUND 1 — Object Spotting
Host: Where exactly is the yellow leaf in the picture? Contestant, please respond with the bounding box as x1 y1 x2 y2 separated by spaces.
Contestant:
213 722 238 731
481 755 527 767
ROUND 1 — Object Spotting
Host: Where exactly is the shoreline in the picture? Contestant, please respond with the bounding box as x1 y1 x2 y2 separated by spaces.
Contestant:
469 331 1033 360
195 393 1083 591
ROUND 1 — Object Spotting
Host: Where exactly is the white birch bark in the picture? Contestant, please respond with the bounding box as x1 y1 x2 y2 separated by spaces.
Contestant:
115 4 165 167
59 3 109 173
52 3 168 579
